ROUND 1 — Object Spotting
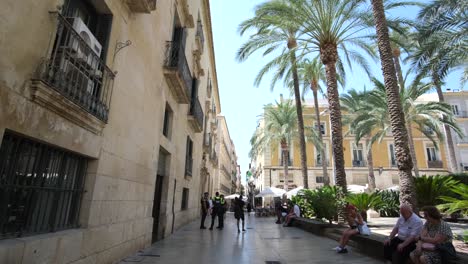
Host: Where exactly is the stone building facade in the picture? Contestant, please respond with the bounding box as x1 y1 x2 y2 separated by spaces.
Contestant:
0 0 231 263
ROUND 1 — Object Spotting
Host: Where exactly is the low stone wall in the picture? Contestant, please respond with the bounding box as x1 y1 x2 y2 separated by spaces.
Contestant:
291 217 468 264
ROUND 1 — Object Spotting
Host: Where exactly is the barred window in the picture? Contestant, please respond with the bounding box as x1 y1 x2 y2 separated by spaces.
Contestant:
0 132 87 239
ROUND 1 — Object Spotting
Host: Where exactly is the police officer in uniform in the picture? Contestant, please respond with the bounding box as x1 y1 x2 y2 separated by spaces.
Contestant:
209 192 221 230
218 194 226 229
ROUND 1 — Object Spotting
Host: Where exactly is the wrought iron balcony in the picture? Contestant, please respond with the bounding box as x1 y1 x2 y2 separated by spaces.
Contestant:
188 97 204 133
163 40 192 104
195 20 205 53
126 0 157 13
315 159 330 167
427 160 443 168
34 13 115 122
455 111 468 118
280 158 292 166
352 160 367 167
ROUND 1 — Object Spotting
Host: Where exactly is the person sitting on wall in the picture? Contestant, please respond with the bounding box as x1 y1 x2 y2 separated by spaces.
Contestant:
283 201 300 227
384 204 423 264
333 204 363 253
410 206 456 264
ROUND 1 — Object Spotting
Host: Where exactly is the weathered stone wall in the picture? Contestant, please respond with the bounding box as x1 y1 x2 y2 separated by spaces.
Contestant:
0 0 220 263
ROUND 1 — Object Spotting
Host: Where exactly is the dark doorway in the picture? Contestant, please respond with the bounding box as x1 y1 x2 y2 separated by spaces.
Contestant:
152 148 170 243
152 174 164 243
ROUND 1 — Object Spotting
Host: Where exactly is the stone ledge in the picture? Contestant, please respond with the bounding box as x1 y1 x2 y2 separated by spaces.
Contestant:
30 80 105 135
292 217 468 264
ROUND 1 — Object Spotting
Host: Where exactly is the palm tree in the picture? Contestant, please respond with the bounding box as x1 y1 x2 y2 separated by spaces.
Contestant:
341 89 378 190
407 0 468 172
250 100 299 191
368 0 416 208
296 57 337 186
371 77 463 173
238 1 310 188
284 0 376 193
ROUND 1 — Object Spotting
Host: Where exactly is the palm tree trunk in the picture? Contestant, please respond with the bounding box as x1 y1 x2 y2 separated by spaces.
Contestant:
406 123 420 177
290 51 309 189
370 0 416 209
393 53 405 92
320 43 346 192
312 83 329 185
366 137 376 191
282 144 289 191
433 74 458 172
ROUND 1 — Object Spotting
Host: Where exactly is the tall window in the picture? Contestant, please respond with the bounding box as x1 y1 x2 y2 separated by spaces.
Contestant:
389 144 397 166
352 143 365 167
181 188 189 210
451 105 459 115
0 132 87 239
315 122 326 135
426 145 439 161
163 103 173 138
185 137 193 176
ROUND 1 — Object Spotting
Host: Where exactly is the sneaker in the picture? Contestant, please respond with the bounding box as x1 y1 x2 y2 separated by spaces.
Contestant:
332 246 341 251
200 226 206 229
337 248 348 254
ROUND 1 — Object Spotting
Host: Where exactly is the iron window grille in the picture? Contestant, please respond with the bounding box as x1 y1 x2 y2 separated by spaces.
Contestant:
0 132 87 240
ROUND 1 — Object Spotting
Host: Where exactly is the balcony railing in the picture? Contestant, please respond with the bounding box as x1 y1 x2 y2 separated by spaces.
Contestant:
195 20 205 53
315 159 330 167
35 13 115 122
454 111 468 118
352 160 367 167
126 0 157 13
163 40 192 104
428 160 443 168
280 159 292 166
185 156 193 176
188 97 204 132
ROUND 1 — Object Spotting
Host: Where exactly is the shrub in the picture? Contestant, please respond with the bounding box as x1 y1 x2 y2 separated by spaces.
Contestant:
376 190 400 217
291 194 314 218
346 192 383 221
448 173 468 185
437 183 468 216
415 175 459 208
299 186 343 224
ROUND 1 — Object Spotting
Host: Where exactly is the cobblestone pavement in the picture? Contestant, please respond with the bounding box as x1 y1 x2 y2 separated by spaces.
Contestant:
119 214 380 264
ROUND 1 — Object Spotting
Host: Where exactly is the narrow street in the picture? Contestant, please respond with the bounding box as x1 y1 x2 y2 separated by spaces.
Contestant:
119 214 379 264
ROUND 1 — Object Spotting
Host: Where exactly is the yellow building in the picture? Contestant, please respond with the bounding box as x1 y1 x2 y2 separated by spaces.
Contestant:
252 95 449 191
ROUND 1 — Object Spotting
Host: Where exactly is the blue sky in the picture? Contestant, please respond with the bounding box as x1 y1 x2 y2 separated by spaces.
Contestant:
209 0 465 185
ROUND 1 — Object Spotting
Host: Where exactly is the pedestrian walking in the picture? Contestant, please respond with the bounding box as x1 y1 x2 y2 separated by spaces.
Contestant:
200 192 209 229
234 196 246 233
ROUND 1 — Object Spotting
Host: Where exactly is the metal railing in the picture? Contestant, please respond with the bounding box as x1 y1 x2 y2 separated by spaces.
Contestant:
0 132 87 240
315 159 330 166
454 111 468 118
352 160 367 167
427 160 443 168
196 20 205 52
189 97 204 130
36 13 115 122
164 40 192 98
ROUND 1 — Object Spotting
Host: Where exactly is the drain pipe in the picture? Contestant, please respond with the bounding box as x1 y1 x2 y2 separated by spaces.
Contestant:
171 179 177 234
